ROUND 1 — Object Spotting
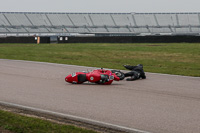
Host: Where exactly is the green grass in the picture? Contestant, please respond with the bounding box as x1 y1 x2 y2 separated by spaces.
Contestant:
0 109 97 133
0 43 200 76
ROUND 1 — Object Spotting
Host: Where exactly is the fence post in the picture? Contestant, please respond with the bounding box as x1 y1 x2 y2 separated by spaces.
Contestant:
37 37 40 44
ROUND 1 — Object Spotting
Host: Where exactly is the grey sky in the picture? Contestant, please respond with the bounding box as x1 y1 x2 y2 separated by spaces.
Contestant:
1 0 200 13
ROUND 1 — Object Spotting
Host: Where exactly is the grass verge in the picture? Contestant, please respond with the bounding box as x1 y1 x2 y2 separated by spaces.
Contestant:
0 109 97 133
0 43 199 76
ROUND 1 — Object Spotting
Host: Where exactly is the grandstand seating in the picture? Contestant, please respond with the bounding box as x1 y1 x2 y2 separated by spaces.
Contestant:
0 12 200 36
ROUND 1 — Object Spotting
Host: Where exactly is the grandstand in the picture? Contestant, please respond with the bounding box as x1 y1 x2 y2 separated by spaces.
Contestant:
1 12 200 43
1 12 200 37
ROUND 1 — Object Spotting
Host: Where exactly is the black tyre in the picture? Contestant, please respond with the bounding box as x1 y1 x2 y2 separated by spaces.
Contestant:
111 70 125 80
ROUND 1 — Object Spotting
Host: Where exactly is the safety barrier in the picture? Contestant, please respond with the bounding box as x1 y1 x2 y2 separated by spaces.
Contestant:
1 36 200 43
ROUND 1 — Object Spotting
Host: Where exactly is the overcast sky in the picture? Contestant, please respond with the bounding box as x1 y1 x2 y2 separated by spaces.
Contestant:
0 0 200 13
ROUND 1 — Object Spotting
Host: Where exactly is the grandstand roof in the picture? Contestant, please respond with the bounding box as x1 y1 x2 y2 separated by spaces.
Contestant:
1 12 200 36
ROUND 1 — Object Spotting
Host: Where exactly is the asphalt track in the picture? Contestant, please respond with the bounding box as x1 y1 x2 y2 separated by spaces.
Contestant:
0 59 200 133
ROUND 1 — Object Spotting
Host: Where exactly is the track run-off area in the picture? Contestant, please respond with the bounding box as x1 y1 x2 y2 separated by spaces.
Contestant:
0 59 200 133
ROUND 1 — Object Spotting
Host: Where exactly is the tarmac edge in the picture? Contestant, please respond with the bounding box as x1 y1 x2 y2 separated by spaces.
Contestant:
0 101 150 133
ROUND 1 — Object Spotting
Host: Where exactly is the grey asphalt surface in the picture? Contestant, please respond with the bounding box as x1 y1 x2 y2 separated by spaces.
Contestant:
0 59 200 133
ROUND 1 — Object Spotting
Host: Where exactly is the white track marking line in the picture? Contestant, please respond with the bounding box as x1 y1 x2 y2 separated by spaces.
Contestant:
0 101 150 133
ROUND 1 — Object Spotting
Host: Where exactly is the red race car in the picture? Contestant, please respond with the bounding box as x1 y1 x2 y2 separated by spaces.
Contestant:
65 68 124 85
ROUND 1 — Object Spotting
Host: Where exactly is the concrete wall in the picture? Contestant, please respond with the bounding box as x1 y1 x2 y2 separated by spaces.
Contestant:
0 37 50 43
1 36 200 43
59 36 200 43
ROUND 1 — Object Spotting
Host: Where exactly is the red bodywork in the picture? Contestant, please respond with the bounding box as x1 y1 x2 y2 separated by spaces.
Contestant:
65 69 120 85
